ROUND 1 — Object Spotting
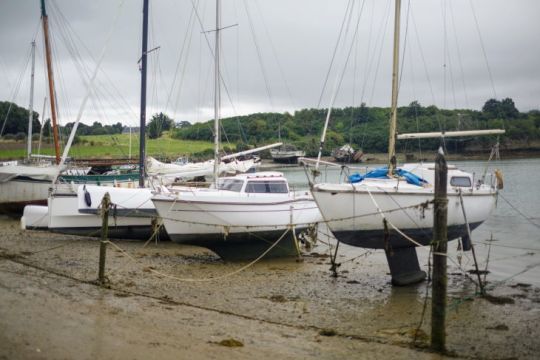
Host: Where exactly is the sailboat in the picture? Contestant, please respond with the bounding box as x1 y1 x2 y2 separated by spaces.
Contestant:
270 123 305 164
146 142 282 181
151 0 322 260
3 1 133 217
0 6 63 215
24 0 159 238
308 0 503 285
270 144 305 164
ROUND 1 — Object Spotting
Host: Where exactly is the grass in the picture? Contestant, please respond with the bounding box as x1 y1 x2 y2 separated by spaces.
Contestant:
0 133 217 160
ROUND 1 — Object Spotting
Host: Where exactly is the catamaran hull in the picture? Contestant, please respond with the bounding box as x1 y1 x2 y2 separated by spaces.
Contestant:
312 187 497 249
0 179 50 215
21 205 49 229
152 196 321 260
47 191 165 240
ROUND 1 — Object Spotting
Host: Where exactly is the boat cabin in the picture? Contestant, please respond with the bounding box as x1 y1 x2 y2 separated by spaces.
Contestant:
402 163 476 189
217 172 290 194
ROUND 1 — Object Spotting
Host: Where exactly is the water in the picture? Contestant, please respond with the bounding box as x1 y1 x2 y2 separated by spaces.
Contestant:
275 158 540 287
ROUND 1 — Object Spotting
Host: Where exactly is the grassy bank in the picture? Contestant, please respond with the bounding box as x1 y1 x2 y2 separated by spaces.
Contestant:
2 134 539 162
0 133 216 160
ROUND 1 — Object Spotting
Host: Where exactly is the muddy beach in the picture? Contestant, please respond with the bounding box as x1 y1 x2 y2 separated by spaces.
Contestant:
0 216 539 359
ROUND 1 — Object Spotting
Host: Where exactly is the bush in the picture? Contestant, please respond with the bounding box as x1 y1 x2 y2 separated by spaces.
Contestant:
15 132 26 141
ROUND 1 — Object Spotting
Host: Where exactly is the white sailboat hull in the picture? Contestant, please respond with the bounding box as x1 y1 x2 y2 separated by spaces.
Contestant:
312 181 497 249
152 188 321 259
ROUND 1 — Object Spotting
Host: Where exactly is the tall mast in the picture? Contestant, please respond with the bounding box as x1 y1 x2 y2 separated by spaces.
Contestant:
387 0 401 176
37 97 47 156
212 0 221 185
139 0 149 188
41 0 61 165
27 41 36 160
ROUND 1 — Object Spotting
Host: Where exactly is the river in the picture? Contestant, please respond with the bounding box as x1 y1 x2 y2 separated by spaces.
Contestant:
275 157 540 287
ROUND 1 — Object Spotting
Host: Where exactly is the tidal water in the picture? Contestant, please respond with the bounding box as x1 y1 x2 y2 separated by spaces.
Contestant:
276 158 540 287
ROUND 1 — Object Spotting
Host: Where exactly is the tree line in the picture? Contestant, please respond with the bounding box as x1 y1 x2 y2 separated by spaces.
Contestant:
0 101 125 140
172 98 540 155
0 103 179 141
2 98 539 156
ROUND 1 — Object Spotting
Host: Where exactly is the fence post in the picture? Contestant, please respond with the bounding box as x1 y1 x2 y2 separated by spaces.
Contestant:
98 192 111 285
431 149 448 352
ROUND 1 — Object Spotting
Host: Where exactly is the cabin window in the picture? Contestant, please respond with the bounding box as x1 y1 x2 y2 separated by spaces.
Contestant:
245 180 288 194
450 176 471 187
218 179 244 192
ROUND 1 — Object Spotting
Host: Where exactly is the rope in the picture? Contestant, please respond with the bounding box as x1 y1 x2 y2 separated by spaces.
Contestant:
365 187 426 248
105 227 292 283
414 245 432 345
475 241 540 252
499 193 540 229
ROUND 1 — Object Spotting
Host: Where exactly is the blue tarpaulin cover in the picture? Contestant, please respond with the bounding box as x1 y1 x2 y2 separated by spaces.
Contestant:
348 167 428 186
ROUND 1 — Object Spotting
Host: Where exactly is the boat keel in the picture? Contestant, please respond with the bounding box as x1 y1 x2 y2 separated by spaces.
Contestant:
384 247 426 286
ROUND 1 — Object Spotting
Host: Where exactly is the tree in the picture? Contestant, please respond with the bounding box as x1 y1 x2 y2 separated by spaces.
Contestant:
176 120 191 128
500 98 519 119
42 119 51 138
147 112 174 139
404 101 424 117
0 101 41 136
482 98 519 119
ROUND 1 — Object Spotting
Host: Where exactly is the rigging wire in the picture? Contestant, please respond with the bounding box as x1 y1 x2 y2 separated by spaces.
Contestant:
0 45 33 138
187 0 248 150
242 0 275 109
253 0 296 111
448 0 470 109
468 0 497 100
316 0 354 109
47 0 143 160
366 0 392 105
49 0 138 126
358 0 392 152
164 2 198 116
0 21 42 141
316 0 366 167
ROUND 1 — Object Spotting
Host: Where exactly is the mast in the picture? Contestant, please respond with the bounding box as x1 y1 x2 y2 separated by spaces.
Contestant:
212 0 221 185
27 41 36 160
41 0 61 164
37 97 47 156
387 0 401 176
139 0 149 188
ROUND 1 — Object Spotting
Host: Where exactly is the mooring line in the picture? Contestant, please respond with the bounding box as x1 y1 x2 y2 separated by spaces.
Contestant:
105 227 291 283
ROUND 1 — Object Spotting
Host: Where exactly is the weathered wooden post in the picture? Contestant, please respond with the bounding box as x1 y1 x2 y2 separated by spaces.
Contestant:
98 192 111 285
431 149 448 352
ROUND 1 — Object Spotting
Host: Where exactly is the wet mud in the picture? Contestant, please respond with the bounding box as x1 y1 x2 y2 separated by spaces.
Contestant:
1 217 539 359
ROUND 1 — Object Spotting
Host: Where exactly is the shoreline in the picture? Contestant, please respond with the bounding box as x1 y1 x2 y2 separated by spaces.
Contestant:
1 143 539 163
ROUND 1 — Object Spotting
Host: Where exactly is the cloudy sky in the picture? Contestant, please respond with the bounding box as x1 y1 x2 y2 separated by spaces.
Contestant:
0 0 539 127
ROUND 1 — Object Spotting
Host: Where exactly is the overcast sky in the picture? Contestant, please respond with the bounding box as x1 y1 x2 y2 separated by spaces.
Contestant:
0 0 539 127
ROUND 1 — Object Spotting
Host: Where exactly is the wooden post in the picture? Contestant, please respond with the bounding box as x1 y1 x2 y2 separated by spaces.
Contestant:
98 192 111 285
431 149 448 352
